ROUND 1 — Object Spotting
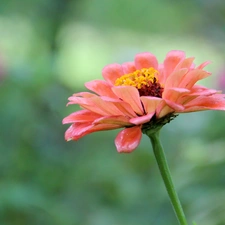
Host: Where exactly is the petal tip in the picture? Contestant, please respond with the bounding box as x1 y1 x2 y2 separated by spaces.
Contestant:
66 137 73 141
117 148 134 153
115 127 142 153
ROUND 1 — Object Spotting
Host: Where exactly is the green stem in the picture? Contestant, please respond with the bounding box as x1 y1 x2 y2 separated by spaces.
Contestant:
147 130 188 225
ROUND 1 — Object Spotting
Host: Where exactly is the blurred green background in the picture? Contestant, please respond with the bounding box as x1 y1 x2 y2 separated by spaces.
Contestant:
1 0 225 225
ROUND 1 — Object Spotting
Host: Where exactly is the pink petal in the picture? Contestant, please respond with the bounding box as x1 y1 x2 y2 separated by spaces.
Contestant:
115 126 142 153
85 80 117 98
175 57 195 71
62 110 101 124
122 62 136 74
72 92 96 98
157 64 165 84
140 96 162 114
196 61 211 70
65 122 121 141
67 96 108 115
129 112 155 125
65 122 93 141
163 50 186 79
183 95 225 112
164 68 188 88
179 69 211 89
112 86 144 115
67 95 95 106
93 115 132 126
164 99 185 111
189 85 219 96
164 87 190 95
156 101 174 118
88 123 122 132
112 101 137 118
162 87 190 103
100 96 137 118
67 92 97 105
102 64 124 85
74 96 126 116
135 52 158 70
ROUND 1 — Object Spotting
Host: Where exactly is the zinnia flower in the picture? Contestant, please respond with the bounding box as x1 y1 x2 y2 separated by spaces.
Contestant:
63 50 225 153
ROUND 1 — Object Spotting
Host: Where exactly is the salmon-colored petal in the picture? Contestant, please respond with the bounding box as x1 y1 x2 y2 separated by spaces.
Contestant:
112 86 144 115
69 95 127 116
65 122 93 141
115 126 142 153
179 69 211 89
100 96 137 117
112 101 137 118
80 96 127 116
157 64 165 84
164 99 185 111
69 99 107 116
135 52 158 70
196 61 211 70
163 50 185 78
72 92 96 98
102 64 124 85
122 62 136 74
67 96 94 106
163 87 190 96
87 123 122 134
189 85 219 96
85 80 117 98
129 112 155 125
156 101 174 118
175 57 195 71
67 92 97 105
164 68 188 88
65 122 121 141
62 110 101 124
183 95 225 112
93 115 132 126
162 87 190 103
140 96 162 114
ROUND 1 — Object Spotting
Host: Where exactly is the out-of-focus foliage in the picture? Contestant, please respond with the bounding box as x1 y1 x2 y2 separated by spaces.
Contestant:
0 0 225 225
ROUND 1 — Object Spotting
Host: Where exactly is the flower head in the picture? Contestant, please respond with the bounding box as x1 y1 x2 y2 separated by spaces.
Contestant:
63 50 225 153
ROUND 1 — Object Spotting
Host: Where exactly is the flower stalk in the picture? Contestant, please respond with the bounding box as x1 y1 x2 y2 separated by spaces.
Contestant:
147 130 188 225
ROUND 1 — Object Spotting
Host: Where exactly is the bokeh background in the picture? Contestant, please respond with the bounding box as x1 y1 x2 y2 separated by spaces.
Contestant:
1 0 225 225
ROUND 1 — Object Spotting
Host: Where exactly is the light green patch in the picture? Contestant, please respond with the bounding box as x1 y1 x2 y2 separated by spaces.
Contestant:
57 23 224 89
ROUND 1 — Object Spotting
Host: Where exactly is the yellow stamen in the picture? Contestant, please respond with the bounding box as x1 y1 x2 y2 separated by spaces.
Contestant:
115 67 159 89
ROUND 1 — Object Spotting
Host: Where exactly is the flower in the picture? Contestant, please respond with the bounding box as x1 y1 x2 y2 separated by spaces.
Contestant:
63 50 225 153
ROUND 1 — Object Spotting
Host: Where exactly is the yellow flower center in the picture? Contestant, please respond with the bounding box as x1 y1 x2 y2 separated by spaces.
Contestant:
115 67 163 97
115 68 158 89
